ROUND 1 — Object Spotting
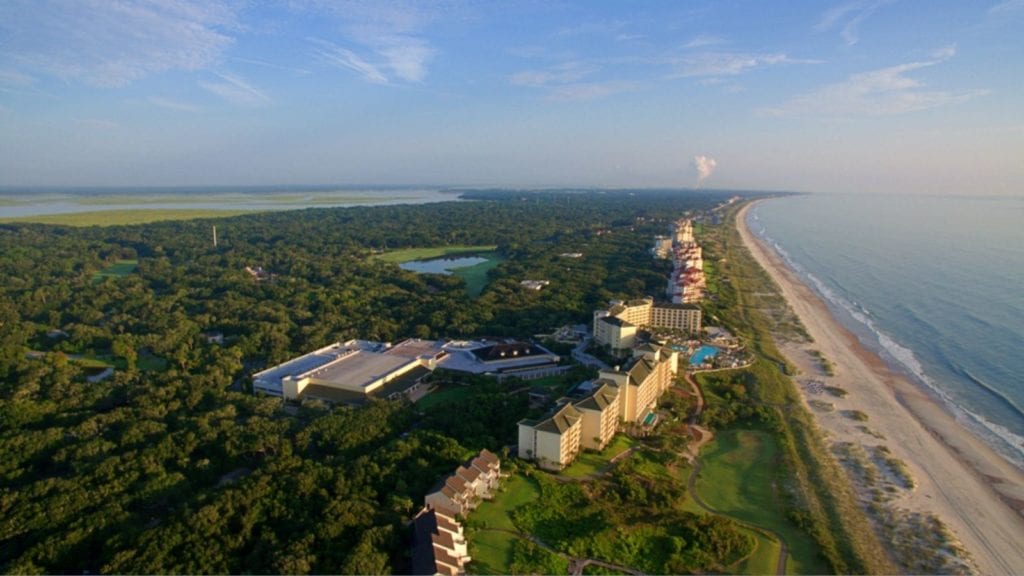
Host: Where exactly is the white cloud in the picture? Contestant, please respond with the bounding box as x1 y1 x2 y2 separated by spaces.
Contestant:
815 0 893 46
0 0 240 86
300 1 440 83
670 52 809 78
0 68 35 87
200 73 270 106
683 35 727 49
765 54 987 117
509 62 595 87
311 39 388 84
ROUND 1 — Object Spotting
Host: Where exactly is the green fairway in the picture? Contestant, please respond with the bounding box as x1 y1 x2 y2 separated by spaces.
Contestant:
732 528 782 575
696 429 827 574
1 209 255 226
92 259 138 283
452 253 504 297
372 244 498 263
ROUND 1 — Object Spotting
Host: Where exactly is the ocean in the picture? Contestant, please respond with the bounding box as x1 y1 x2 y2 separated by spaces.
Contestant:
748 193 1024 470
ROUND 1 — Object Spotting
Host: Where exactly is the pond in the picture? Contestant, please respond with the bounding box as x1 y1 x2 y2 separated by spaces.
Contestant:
399 256 489 275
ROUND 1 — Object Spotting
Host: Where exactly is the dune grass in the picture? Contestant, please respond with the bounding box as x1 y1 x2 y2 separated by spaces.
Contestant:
1 209 255 227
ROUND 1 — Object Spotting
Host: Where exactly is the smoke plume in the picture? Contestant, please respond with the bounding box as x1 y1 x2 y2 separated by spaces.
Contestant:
692 155 717 186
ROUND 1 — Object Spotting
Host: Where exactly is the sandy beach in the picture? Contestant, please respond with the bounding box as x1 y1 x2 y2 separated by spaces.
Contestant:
736 201 1024 575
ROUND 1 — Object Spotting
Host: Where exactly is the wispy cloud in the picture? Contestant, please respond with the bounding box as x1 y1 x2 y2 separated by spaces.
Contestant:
509 62 596 87
149 96 201 112
200 72 270 106
231 56 311 76
311 39 387 84
989 0 1024 13
0 68 34 87
300 1 439 83
508 60 635 101
670 52 814 78
547 81 639 102
683 35 727 49
0 0 240 86
764 49 987 117
815 0 893 46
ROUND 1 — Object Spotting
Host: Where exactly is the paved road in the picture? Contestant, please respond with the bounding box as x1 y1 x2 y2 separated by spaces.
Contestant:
571 336 609 369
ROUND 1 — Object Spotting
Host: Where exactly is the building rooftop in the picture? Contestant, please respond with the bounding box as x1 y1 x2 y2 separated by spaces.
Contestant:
471 342 547 362
534 403 583 434
574 383 619 412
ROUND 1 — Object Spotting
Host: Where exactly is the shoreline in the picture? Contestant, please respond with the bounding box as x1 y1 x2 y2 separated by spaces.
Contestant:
736 199 1024 575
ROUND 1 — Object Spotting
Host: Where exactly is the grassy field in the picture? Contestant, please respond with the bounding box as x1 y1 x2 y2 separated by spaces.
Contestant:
467 472 542 573
733 528 783 575
1 209 255 226
414 383 482 411
372 244 498 263
470 473 540 532
696 429 827 574
469 530 528 574
92 259 138 283
561 435 637 478
452 253 504 297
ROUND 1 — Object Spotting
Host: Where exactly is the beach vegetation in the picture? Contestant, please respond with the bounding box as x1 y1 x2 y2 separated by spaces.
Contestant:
845 410 870 422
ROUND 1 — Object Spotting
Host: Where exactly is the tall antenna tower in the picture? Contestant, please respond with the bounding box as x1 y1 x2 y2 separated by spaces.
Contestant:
212 225 218 247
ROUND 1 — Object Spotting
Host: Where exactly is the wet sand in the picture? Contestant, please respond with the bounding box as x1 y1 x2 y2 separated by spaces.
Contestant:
736 200 1024 575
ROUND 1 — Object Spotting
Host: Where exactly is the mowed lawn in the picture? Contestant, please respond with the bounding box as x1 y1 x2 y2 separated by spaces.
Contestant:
561 435 638 478
467 472 540 573
372 244 497 263
695 429 828 575
92 259 138 283
451 253 504 297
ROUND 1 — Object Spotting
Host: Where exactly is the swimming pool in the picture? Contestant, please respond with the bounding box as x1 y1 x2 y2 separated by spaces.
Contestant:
643 411 658 426
689 345 720 367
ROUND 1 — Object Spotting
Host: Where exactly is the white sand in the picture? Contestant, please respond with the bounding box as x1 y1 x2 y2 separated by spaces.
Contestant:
736 201 1024 575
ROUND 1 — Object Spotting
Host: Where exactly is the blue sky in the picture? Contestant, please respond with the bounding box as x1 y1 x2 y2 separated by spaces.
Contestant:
1 0 1021 194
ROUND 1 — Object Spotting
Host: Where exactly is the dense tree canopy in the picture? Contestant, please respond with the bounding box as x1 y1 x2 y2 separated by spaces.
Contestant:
0 189 755 573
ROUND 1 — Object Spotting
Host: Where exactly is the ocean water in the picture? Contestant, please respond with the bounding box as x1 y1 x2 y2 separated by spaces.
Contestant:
748 194 1024 470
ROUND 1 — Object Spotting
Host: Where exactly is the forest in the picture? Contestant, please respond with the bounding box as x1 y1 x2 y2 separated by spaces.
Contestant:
0 189 754 573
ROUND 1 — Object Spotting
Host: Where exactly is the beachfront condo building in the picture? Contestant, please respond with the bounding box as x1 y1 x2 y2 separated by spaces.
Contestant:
593 297 702 354
518 402 583 471
597 343 678 423
519 344 677 470
574 383 621 451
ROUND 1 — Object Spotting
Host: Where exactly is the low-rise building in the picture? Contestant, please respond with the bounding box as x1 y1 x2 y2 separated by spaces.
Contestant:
424 449 502 516
412 507 470 576
252 338 445 403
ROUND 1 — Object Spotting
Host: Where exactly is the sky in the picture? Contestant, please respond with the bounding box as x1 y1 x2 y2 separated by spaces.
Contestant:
1 0 1022 195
